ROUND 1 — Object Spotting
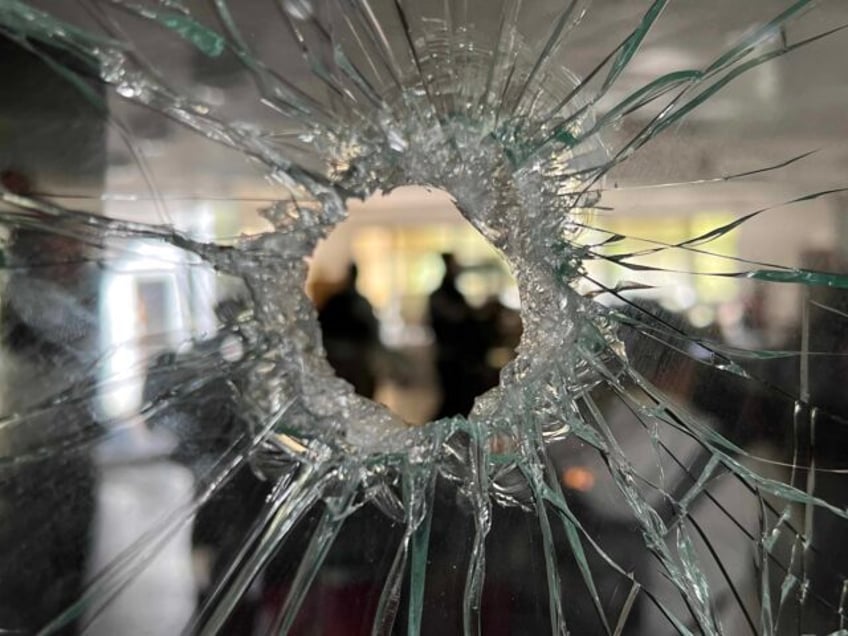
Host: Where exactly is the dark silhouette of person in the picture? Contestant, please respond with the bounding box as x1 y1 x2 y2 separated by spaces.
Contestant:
0 225 102 635
318 264 381 399
428 254 490 418
758 252 848 630
0 29 105 633
142 298 270 634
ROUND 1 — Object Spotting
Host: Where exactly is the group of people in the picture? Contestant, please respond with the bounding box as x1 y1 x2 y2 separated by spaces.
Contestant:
317 253 520 421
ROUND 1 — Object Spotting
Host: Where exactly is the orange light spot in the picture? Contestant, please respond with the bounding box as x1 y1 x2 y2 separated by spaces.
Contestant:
562 467 595 492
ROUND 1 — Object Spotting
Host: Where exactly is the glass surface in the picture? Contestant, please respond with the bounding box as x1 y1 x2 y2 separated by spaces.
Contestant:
1 1 848 634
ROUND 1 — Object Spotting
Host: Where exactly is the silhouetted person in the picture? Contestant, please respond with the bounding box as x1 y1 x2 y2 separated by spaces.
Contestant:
142 298 269 634
758 252 848 630
318 264 380 398
0 225 101 635
0 29 106 633
429 254 489 418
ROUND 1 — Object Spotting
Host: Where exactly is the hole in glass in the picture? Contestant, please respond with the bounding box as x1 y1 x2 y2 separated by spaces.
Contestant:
306 186 522 424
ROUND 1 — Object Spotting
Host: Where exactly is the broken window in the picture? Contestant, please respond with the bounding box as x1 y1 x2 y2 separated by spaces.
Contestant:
1 1 848 634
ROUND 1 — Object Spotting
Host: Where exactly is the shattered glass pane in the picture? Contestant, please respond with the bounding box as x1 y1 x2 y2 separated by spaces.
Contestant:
1 0 848 633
